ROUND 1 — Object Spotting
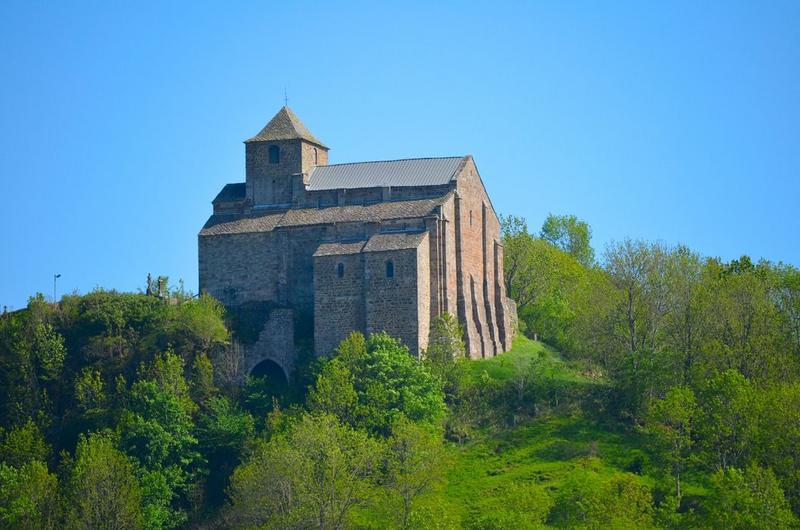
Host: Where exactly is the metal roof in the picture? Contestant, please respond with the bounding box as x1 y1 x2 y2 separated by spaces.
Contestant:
306 156 465 191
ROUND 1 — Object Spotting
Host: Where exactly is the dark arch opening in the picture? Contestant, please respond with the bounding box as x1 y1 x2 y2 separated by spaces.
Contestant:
244 359 289 418
250 358 288 388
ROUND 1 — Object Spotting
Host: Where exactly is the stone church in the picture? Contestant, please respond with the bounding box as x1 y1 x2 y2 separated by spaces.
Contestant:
199 107 516 378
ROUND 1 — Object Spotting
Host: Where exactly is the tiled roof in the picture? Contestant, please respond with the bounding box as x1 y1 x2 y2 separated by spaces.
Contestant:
312 241 366 257
212 183 246 203
199 194 451 237
363 231 428 252
199 212 284 236
278 195 449 227
245 106 326 146
307 157 465 191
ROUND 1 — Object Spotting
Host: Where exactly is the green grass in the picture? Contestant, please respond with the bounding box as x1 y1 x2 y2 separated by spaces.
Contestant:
357 336 707 528
438 337 648 524
462 334 601 386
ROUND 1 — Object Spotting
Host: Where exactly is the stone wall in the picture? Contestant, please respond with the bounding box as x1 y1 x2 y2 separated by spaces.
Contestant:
200 155 516 376
199 231 281 305
313 251 366 357
364 235 429 356
452 157 512 358
241 308 295 377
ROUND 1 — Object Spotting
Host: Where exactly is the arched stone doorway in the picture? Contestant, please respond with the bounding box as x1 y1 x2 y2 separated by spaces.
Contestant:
243 357 290 418
249 358 288 392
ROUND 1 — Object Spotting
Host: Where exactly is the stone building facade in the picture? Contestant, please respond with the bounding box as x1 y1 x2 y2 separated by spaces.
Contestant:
199 107 516 378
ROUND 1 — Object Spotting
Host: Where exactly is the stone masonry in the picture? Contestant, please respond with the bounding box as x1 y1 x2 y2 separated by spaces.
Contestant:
199 107 516 379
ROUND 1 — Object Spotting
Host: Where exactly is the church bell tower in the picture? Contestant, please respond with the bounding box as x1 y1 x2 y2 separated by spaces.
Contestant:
244 106 328 207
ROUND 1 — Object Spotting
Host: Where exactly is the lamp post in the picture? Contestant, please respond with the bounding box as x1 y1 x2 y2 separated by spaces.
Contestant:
53 274 61 304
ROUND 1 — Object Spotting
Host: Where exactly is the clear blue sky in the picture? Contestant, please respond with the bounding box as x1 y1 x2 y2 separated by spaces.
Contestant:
1 1 799 310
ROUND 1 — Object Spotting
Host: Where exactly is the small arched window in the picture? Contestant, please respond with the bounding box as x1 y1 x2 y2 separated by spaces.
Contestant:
313 147 318 165
386 260 394 278
469 210 473 226
337 263 345 278
268 145 280 164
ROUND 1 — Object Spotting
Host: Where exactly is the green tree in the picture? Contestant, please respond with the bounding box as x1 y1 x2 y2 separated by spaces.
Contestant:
136 349 196 415
169 294 229 355
604 239 670 356
697 369 756 470
503 215 595 350
119 352 201 528
704 465 797 530
0 460 59 530
549 460 654 528
307 358 358 424
752 382 800 513
385 416 446 529
66 432 143 530
540 213 595 268
74 368 107 414
189 353 217 405
0 419 49 469
646 386 697 501
309 332 445 436
195 396 254 507
31 323 66 383
702 258 796 381
228 413 382 530
423 313 466 400
662 245 710 385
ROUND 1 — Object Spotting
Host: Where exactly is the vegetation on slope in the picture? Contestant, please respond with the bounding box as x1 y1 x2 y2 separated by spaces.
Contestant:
1 212 799 528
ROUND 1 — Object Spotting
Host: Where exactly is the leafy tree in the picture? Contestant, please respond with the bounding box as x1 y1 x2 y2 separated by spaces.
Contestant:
423 313 466 400
195 396 254 507
777 266 800 356
66 432 143 530
703 258 796 382
307 358 358 425
549 460 654 528
425 312 465 364
646 386 697 501
385 416 446 529
309 332 445 436
118 352 201 528
752 382 800 514
0 419 49 468
662 246 710 385
501 214 540 313
227 413 382 529
74 367 107 419
704 465 797 530
136 349 196 415
190 353 217 405
169 294 229 355
604 239 669 356
31 323 66 383
540 213 595 268
0 460 59 529
697 369 756 470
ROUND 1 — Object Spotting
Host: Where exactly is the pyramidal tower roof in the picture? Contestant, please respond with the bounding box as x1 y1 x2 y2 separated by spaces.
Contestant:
245 106 326 147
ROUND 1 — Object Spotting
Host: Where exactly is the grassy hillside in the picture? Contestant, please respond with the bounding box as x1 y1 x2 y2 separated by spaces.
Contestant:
388 335 703 529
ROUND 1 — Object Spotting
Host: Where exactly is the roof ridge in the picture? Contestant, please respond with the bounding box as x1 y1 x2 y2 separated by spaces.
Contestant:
315 155 465 169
